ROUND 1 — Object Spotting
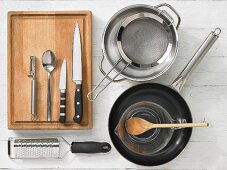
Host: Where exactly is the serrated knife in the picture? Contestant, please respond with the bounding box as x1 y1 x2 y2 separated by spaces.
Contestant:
72 23 83 123
59 58 67 123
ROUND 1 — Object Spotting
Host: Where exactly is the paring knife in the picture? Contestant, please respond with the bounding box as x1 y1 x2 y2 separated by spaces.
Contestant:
59 58 67 123
72 23 83 123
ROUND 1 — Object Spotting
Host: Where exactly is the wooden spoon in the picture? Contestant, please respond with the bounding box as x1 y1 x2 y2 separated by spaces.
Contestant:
126 117 209 135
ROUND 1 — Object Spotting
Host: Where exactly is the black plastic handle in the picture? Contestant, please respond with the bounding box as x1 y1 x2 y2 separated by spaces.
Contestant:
71 142 111 153
73 84 83 123
59 90 66 123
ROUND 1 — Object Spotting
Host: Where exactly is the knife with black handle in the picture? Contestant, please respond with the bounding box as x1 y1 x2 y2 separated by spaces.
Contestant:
72 23 83 123
60 90 66 123
59 58 67 123
74 84 83 122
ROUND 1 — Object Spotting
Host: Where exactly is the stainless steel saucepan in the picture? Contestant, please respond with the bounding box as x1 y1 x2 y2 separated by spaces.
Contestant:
88 3 181 100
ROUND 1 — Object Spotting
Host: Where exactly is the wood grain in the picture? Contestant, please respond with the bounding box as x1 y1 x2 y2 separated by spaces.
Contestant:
126 117 208 135
7 11 92 129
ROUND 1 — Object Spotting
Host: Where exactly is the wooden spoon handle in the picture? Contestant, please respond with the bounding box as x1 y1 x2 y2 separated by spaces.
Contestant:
153 122 209 128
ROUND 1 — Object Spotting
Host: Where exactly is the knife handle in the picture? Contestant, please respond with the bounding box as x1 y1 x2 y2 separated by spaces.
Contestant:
74 84 83 123
59 89 66 123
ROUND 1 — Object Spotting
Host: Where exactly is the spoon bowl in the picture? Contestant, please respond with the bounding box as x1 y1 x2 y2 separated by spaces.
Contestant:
42 50 56 72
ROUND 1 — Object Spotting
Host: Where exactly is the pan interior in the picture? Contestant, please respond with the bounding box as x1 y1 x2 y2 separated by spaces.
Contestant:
121 18 169 65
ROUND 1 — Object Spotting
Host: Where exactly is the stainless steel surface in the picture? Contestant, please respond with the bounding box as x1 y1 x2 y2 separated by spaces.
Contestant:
42 50 56 121
60 58 66 90
72 23 82 85
31 79 36 116
101 4 179 81
72 23 83 123
171 28 221 92
88 4 179 100
59 59 67 123
87 59 129 101
117 12 172 68
155 3 181 29
99 54 126 82
8 137 111 159
9 138 60 159
28 56 36 79
28 56 37 117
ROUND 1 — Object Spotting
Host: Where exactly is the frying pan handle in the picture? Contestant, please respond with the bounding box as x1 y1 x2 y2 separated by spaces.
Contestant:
155 3 181 29
99 54 125 82
171 28 221 92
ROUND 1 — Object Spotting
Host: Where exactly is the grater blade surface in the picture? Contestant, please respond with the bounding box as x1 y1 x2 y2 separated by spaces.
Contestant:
8 138 60 159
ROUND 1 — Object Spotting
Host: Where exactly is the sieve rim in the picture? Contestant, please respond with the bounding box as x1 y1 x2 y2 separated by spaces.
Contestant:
117 12 173 69
101 4 179 81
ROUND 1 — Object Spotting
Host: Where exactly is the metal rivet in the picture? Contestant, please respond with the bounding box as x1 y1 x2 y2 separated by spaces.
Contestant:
77 102 80 105
77 115 80 118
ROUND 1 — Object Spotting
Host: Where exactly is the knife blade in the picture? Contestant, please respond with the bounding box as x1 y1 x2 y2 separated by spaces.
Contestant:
59 58 67 123
72 23 83 123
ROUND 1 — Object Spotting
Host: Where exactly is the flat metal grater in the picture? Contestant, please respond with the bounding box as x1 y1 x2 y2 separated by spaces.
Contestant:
8 137 111 159
8 138 60 159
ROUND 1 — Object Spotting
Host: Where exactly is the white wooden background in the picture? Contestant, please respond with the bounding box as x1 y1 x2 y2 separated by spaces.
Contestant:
0 0 226 169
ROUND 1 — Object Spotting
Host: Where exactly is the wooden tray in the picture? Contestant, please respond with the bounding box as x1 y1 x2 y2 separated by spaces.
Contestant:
7 11 92 130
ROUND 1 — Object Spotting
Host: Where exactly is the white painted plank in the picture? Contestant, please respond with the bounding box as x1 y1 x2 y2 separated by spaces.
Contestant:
1 0 227 29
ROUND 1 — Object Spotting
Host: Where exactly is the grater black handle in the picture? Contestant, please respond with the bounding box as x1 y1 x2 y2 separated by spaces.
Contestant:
71 142 111 153
8 140 11 156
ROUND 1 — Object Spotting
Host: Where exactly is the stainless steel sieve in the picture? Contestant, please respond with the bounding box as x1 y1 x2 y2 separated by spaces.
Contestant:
88 3 180 100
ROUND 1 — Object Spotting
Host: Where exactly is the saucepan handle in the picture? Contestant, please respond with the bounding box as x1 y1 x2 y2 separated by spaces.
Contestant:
155 3 181 29
171 28 221 92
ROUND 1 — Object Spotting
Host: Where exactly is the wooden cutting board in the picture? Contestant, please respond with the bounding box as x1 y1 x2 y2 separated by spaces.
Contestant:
7 11 92 130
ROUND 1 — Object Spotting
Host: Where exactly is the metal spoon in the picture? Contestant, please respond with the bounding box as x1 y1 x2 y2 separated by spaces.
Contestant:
126 117 209 135
42 50 56 121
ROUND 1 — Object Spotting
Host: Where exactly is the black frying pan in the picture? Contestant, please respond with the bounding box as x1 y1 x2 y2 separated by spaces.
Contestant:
108 28 220 166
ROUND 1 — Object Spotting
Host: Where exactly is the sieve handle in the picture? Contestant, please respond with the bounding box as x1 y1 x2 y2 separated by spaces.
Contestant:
156 3 181 29
87 58 128 101
171 28 221 92
99 54 125 82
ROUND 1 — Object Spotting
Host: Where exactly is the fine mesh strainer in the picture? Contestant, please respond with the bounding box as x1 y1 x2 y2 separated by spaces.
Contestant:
117 12 172 68
87 4 180 100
